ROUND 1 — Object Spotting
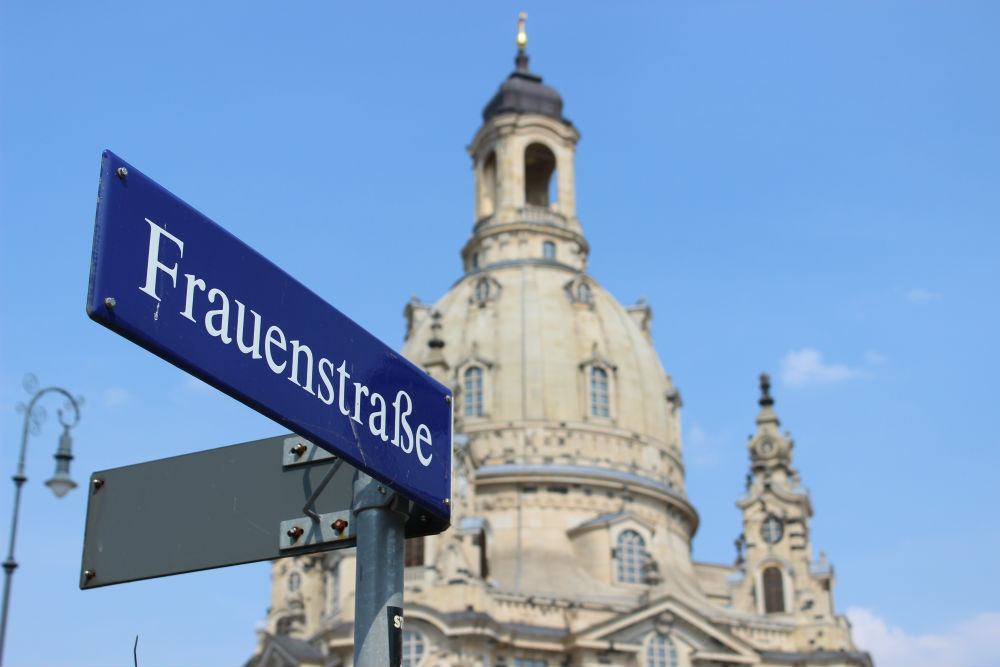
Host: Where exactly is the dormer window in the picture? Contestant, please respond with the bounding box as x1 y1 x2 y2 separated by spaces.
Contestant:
472 276 501 306
565 276 594 307
475 279 490 302
615 529 645 584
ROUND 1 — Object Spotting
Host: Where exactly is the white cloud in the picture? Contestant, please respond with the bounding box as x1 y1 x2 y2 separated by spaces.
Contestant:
848 606 1000 666
780 349 860 387
907 288 941 302
863 350 887 366
102 387 133 408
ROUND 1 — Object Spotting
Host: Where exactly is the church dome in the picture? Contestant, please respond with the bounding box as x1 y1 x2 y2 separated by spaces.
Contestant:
403 267 686 498
399 23 700 598
251 21 870 666
403 256 700 597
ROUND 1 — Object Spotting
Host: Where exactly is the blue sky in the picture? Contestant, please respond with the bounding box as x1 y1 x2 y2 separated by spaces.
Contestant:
1 2 998 665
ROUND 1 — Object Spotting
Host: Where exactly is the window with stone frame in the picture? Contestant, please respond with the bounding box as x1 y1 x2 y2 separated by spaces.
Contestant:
475 278 491 302
615 529 645 584
589 366 610 417
543 240 556 259
478 528 490 578
404 536 425 567
646 633 678 667
402 630 426 667
763 566 785 613
464 366 485 417
325 561 340 617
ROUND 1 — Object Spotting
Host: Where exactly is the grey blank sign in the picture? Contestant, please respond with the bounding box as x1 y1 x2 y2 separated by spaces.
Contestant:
80 435 447 588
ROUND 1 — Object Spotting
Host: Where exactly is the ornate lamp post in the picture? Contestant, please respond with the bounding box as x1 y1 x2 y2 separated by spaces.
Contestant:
0 375 83 665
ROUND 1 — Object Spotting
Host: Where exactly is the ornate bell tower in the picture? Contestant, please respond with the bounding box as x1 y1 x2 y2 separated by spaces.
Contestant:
729 374 858 652
463 13 588 275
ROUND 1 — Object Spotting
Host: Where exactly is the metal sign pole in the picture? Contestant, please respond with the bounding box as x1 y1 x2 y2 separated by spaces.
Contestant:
352 471 406 667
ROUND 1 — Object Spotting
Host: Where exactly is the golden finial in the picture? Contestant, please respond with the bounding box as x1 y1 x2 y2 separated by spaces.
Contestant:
517 12 528 51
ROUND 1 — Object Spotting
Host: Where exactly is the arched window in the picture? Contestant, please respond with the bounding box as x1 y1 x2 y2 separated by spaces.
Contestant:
616 530 645 584
576 281 591 303
590 366 609 417
325 561 340 616
480 150 497 217
275 616 294 635
763 566 785 613
543 241 556 259
404 536 425 567
402 630 426 667
475 279 490 302
478 528 490 579
646 633 678 667
287 571 301 593
464 367 484 417
524 143 556 207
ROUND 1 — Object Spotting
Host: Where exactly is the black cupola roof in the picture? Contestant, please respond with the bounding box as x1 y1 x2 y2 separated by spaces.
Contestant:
482 17 568 124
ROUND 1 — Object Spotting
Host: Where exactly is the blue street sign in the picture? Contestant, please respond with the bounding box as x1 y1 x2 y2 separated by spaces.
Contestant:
87 151 452 521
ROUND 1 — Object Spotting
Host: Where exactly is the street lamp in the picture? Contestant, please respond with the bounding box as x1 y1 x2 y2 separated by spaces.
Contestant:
0 375 83 665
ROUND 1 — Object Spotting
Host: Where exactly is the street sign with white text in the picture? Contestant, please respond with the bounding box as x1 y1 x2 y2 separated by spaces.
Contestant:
87 151 451 520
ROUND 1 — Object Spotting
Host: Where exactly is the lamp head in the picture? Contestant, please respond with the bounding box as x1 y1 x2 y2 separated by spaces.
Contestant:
45 425 76 498
45 473 77 498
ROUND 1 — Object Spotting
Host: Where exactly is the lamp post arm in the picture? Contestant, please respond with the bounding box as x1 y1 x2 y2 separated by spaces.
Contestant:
0 386 82 665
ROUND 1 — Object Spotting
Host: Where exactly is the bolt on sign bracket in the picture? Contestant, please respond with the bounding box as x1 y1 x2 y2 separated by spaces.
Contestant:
282 436 336 468
279 510 355 550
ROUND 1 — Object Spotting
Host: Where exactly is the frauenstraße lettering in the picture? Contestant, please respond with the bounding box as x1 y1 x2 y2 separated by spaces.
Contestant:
139 217 433 467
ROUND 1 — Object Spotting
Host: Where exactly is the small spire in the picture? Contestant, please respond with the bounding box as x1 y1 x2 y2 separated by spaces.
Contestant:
759 372 774 407
515 12 530 71
755 372 780 427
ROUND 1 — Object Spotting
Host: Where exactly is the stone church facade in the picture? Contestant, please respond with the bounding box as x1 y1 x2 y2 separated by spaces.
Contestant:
248 24 872 667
